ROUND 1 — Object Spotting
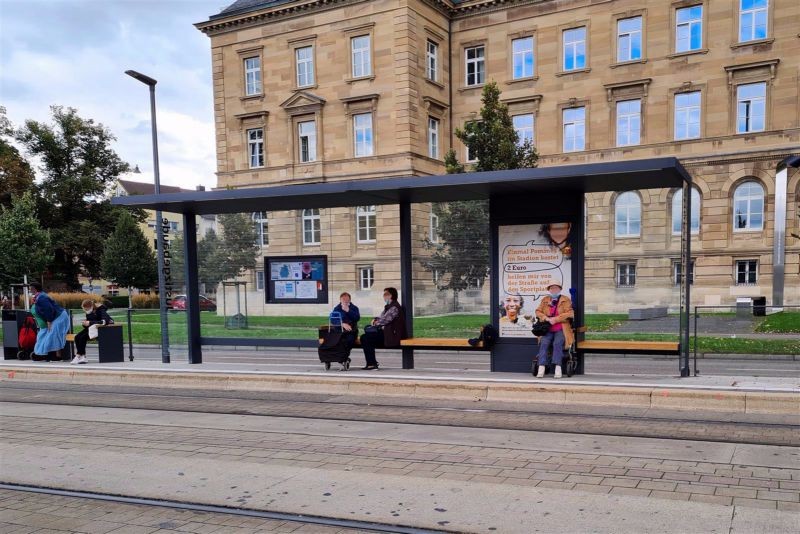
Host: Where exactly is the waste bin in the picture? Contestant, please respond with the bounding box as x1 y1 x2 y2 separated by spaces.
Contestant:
753 296 767 317
736 297 752 319
3 309 31 359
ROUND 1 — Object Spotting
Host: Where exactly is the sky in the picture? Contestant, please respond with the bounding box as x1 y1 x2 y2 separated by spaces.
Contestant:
1 0 229 190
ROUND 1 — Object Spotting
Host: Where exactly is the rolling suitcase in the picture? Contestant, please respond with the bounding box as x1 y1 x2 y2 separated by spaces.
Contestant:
318 312 352 371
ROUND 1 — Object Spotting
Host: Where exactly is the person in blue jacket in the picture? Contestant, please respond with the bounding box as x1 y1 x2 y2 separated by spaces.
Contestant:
29 282 70 361
332 292 360 350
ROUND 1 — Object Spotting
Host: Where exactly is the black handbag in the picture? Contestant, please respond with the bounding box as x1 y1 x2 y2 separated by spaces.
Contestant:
364 325 381 334
531 319 550 337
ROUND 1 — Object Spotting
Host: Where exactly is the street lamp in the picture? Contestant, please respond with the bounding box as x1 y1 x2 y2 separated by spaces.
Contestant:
125 69 170 364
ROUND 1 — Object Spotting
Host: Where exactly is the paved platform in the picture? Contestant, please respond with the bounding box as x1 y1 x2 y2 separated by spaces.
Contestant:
1 357 798 415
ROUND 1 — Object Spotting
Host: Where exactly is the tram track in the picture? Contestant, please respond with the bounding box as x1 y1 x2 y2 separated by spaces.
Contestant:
1 382 797 446
0 483 447 534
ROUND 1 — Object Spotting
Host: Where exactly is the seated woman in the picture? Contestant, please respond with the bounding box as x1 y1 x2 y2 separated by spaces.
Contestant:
29 282 70 362
534 283 574 379
71 299 115 365
359 287 407 370
331 292 360 350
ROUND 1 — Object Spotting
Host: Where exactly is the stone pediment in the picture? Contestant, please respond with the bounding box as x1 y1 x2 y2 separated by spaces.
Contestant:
280 91 326 116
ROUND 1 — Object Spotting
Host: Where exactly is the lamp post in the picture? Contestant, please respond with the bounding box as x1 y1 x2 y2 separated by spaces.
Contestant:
125 69 170 363
773 155 800 308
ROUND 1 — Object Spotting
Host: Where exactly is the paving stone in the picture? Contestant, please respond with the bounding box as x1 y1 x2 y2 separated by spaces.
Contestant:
536 481 576 490
649 490 690 501
609 487 651 497
715 487 758 498
636 480 677 492
675 483 717 495
689 494 733 506
776 501 800 512
733 498 778 510
600 477 639 488
564 475 603 485
573 484 612 494
756 490 800 502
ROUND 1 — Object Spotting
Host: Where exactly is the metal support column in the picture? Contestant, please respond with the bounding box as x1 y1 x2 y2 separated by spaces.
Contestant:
399 201 414 370
183 213 202 364
680 180 692 377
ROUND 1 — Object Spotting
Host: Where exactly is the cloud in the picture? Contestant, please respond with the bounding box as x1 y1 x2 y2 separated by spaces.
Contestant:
0 0 222 189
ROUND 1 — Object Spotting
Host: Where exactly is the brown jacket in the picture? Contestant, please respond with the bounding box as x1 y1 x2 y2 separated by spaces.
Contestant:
382 301 408 347
535 295 575 348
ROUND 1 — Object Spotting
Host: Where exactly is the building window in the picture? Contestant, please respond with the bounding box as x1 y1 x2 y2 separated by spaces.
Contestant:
616 263 636 287
256 271 265 291
617 17 642 62
353 113 374 157
351 35 371 78
428 117 440 159
430 212 439 243
244 56 261 96
426 40 438 82
512 37 534 79
302 208 321 245
562 27 586 71
247 128 264 168
295 46 314 87
739 0 768 42
736 82 766 134
359 266 374 290
298 120 317 163
615 192 641 237
733 181 764 231
433 269 441 286
466 277 482 290
252 211 268 247
673 261 695 286
513 114 534 147
170 221 179 231
616 99 641 147
464 121 478 162
671 188 701 235
676 5 703 53
736 260 758 285
563 107 585 152
675 91 701 140
356 205 376 243
465 46 485 86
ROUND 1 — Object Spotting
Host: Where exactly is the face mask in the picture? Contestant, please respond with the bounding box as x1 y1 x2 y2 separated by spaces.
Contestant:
384 298 391 305
549 292 560 299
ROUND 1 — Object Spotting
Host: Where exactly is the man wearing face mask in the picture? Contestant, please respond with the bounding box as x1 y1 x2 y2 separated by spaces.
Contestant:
534 283 574 379
359 287 407 370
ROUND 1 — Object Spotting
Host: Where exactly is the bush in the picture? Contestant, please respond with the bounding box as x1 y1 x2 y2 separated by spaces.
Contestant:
48 292 103 310
131 294 160 309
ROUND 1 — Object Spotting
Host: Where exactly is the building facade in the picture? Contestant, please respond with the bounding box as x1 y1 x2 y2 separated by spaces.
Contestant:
196 0 800 314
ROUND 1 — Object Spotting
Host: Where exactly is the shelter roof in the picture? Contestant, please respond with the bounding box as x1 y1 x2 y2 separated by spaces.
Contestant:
111 157 691 216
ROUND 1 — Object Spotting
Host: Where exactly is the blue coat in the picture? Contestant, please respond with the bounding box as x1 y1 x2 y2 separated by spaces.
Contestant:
333 303 360 328
33 292 65 323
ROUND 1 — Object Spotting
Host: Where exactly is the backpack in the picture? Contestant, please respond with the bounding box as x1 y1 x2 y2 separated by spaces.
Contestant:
18 316 37 351
469 323 498 348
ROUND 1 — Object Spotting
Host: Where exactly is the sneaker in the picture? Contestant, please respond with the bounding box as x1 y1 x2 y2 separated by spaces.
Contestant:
70 355 82 365
554 365 563 379
536 366 545 378
77 355 88 364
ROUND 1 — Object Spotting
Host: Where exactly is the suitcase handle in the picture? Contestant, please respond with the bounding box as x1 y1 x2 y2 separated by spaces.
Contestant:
328 311 343 331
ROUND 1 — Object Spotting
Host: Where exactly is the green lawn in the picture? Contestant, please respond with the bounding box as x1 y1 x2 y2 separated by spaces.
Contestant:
585 332 800 355
755 312 800 334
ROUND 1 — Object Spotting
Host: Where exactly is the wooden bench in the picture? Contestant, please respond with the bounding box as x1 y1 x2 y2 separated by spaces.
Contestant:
575 327 680 355
65 325 125 363
318 333 486 350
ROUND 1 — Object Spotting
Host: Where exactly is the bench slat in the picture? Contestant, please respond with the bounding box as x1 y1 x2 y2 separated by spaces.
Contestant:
318 337 484 349
578 340 679 351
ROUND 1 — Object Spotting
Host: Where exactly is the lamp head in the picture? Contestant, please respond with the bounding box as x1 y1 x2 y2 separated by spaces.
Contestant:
125 70 157 87
779 155 800 169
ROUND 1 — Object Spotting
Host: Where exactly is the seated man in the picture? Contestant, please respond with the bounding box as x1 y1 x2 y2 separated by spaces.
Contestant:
359 287 406 370
331 292 360 350
71 299 114 365
534 283 574 379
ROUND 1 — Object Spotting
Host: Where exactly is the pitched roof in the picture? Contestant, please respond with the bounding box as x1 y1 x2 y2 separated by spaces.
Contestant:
212 0 467 20
117 180 193 196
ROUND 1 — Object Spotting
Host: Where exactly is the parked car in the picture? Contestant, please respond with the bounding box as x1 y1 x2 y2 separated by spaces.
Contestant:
170 295 217 312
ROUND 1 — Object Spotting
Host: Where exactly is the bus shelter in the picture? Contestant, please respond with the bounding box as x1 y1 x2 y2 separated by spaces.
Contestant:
113 157 694 376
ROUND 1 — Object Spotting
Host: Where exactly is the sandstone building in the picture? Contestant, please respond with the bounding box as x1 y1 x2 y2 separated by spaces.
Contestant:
196 0 800 314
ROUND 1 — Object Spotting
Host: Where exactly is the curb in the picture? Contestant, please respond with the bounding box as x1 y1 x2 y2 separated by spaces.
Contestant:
2 366 797 416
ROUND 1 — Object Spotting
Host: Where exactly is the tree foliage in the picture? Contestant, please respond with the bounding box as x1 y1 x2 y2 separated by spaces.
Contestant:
424 81 538 295
101 210 157 304
0 108 35 209
0 192 52 289
14 106 133 288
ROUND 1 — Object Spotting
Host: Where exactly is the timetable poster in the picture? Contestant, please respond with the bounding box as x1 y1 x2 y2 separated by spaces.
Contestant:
265 255 328 304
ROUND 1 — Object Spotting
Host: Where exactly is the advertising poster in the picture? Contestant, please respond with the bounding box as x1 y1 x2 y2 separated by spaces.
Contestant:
498 223 572 338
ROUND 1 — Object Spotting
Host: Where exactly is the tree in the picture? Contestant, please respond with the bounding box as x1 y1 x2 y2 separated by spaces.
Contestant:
0 108 35 209
15 106 133 289
216 213 258 282
101 210 157 307
423 81 538 305
0 192 52 290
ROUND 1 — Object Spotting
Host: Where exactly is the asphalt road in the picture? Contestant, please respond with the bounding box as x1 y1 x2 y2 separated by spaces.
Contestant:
85 345 800 377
